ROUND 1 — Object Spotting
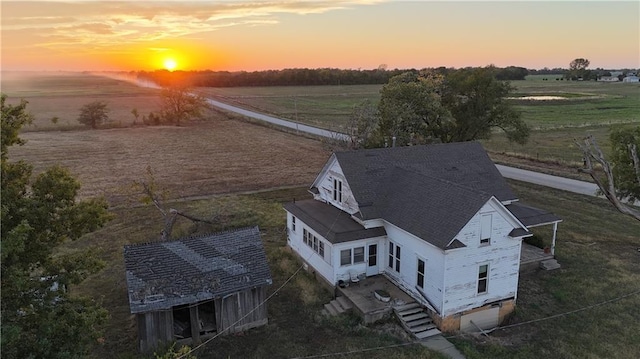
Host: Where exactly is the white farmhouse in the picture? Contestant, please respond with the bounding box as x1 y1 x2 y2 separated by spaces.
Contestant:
284 142 560 332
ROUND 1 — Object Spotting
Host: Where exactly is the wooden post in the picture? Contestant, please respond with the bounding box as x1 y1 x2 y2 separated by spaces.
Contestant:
189 305 200 345
551 222 558 256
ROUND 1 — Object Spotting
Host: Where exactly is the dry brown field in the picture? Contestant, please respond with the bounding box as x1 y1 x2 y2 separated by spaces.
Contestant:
10 116 330 206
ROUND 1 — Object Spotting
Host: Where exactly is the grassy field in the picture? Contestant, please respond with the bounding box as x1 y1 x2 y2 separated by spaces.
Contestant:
196 79 639 173
1 72 162 130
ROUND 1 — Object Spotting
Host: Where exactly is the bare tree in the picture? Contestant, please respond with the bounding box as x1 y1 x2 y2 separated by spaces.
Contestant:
576 135 640 221
134 166 218 240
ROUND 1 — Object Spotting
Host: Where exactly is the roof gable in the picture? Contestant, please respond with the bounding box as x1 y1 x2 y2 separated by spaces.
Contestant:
123 226 272 314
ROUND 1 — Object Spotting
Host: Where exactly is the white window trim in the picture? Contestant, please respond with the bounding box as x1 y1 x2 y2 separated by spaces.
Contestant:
291 216 296 232
388 242 401 273
417 258 426 289
340 249 352 266
477 263 489 295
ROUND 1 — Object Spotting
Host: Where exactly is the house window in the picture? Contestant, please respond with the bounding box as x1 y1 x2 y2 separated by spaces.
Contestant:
417 258 425 289
353 247 365 264
478 264 489 294
333 179 343 203
303 228 325 259
388 242 401 273
480 214 492 245
291 216 296 232
340 249 352 266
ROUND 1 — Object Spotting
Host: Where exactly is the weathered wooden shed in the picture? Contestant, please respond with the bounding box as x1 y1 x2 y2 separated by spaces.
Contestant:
123 226 272 352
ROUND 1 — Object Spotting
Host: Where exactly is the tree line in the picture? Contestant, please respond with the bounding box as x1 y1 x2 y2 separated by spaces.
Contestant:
136 66 533 88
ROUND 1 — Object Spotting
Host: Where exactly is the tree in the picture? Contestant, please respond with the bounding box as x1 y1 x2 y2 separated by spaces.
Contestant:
566 58 590 80
2 94 112 358
441 66 529 144
377 71 451 146
345 99 379 149
376 67 529 146
77 101 110 129
159 87 209 125
576 127 640 221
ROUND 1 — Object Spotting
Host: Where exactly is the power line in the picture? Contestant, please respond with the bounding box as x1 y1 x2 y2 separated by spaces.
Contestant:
178 200 345 358
290 342 419 359
445 288 640 338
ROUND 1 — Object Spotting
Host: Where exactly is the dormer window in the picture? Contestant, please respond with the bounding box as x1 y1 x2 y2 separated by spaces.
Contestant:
333 179 343 203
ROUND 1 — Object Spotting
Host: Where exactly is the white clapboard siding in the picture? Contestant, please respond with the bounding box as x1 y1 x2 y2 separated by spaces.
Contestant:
314 158 360 215
442 200 522 317
382 221 446 314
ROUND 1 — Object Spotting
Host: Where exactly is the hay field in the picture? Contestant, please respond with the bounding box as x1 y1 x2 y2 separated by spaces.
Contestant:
9 115 330 206
4 72 330 206
1 72 162 131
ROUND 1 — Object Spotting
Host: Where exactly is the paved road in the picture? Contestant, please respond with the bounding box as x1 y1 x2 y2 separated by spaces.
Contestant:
495 165 598 196
205 98 350 141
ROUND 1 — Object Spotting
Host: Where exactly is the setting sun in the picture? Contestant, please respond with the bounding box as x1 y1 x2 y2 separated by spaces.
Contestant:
164 58 177 71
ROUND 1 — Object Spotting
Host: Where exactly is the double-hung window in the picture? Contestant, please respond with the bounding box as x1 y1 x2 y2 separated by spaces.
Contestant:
291 216 296 232
340 249 352 266
417 259 425 289
477 264 489 294
303 228 325 260
333 179 343 203
388 242 401 273
353 247 365 264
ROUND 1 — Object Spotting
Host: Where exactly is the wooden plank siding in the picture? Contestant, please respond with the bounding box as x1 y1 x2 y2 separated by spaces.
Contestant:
137 310 173 353
137 286 269 352
217 287 268 334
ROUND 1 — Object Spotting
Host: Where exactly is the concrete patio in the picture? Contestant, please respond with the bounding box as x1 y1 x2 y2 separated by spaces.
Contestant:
336 275 415 324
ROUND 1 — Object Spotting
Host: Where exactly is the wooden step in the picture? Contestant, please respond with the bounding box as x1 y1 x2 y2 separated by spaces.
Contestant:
540 259 561 270
402 312 429 322
393 302 420 312
414 328 441 339
329 300 344 314
324 303 339 316
410 323 437 333
405 317 433 327
335 296 353 311
398 307 424 317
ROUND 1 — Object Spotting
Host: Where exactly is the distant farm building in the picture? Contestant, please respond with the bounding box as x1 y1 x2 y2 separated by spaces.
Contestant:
622 75 639 83
124 226 272 352
598 76 619 82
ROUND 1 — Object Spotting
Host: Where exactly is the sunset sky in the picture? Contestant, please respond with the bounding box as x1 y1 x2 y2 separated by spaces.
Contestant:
2 1 638 72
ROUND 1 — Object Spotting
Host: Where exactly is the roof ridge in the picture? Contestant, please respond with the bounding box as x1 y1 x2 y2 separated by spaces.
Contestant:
391 166 492 199
124 225 260 248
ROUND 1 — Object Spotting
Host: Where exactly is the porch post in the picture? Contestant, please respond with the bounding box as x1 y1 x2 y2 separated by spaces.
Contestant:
551 222 558 256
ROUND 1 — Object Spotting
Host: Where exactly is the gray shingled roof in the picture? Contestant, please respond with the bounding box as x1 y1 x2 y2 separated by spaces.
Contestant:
374 167 493 249
284 200 387 244
124 226 272 314
308 142 525 249
333 142 517 213
505 202 562 227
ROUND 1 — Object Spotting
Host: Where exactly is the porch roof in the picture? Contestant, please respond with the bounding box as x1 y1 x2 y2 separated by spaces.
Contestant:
506 202 562 227
284 199 386 244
